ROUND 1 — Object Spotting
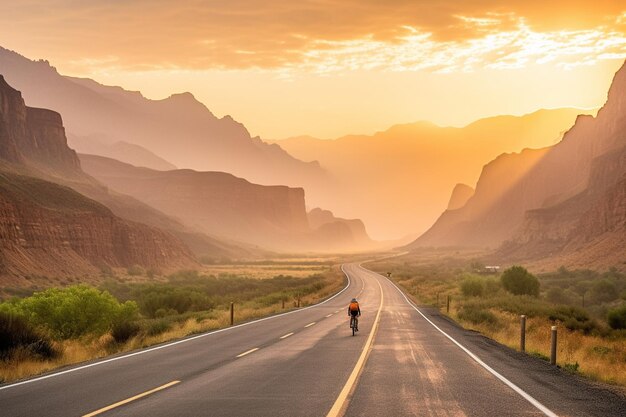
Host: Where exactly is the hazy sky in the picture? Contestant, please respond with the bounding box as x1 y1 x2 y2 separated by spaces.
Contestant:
1 1 625 138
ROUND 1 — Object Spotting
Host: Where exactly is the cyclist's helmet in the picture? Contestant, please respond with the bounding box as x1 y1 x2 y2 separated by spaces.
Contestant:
351 298 358 302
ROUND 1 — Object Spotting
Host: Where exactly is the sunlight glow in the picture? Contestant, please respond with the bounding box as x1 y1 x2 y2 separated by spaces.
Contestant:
278 19 626 76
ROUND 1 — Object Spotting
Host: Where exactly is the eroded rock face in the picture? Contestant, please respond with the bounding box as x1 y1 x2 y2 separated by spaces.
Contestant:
0 174 196 277
501 145 626 267
0 75 81 177
0 76 197 279
78 154 311 249
413 60 626 269
307 207 372 249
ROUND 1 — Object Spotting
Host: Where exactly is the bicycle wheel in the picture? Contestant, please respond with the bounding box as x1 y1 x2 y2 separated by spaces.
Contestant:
352 318 356 336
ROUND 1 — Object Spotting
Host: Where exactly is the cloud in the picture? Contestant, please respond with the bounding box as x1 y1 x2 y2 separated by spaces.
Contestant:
1 1 625 74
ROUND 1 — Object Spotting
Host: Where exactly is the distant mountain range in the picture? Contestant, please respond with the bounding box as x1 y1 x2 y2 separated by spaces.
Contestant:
0 46 328 194
412 61 626 270
275 108 589 239
80 154 373 252
68 135 177 171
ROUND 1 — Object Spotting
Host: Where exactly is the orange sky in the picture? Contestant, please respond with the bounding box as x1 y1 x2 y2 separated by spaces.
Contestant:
1 1 625 138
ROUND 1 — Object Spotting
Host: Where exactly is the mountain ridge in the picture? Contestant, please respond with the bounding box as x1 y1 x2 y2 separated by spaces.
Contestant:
273 107 588 239
411 60 626 270
0 46 328 195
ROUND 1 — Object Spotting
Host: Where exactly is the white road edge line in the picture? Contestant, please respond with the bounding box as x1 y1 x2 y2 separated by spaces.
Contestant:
325 314 333 318
304 322 316 328
362 265 559 417
236 348 259 358
279 332 294 339
326 267 384 417
0 268 353 391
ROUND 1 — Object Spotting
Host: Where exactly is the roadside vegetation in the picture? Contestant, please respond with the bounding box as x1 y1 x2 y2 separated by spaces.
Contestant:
369 257 626 387
0 264 345 383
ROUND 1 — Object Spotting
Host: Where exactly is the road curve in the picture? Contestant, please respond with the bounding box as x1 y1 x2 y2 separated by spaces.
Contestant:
1 264 624 417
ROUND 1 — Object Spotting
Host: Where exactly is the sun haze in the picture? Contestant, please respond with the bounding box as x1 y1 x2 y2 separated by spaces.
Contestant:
0 1 624 139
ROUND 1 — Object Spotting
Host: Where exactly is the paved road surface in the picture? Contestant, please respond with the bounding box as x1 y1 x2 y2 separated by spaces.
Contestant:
1 264 624 417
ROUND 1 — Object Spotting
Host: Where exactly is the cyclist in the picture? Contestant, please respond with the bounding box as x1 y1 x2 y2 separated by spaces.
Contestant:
347 298 361 331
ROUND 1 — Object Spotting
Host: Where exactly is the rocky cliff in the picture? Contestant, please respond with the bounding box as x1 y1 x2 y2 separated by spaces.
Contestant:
499 145 626 269
412 60 626 269
79 154 312 250
0 172 196 283
0 75 81 178
414 147 550 248
307 208 372 250
80 154 374 252
0 76 198 280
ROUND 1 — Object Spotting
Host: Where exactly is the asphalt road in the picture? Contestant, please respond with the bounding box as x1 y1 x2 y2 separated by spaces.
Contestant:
1 264 625 417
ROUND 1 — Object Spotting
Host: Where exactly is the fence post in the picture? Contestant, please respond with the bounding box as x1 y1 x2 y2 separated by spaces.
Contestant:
230 302 234 326
520 315 526 352
446 295 451 313
282 299 285 309
550 326 557 365
436 293 440 307
297 296 301 308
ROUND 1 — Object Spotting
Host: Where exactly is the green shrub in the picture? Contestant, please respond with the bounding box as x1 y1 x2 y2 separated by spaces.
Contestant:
607 305 626 330
501 266 540 297
111 320 140 343
483 278 502 296
0 312 57 359
548 306 597 334
137 286 212 318
588 280 618 304
2 285 138 339
546 287 571 304
461 276 484 297
457 305 499 326
147 320 170 336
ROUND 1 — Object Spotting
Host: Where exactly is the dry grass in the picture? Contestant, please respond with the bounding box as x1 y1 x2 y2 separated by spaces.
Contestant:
458 311 626 386
0 265 346 384
384 269 626 388
199 264 330 279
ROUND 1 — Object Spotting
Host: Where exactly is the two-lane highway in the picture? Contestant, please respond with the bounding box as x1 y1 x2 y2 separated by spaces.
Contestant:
1 264 625 416
0 265 382 417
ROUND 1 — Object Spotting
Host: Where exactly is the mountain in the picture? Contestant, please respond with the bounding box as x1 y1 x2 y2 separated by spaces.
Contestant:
79 154 372 252
0 75 197 282
274 108 590 239
413 61 626 269
0 46 328 195
68 134 177 170
447 184 474 210
414 147 551 248
307 208 373 251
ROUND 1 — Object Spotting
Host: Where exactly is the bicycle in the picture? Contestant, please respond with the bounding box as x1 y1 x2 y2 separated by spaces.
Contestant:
349 315 359 336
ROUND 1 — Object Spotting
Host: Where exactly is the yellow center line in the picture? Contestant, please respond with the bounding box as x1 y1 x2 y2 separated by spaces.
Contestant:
236 347 259 358
326 276 384 417
304 322 316 328
325 314 333 318
280 332 294 339
334 310 340 313
82 380 180 417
